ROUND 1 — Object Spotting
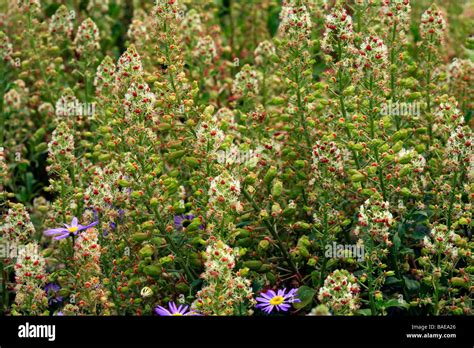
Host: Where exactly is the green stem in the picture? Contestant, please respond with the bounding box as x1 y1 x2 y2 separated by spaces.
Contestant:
367 269 377 315
446 168 460 229
0 63 6 147
261 66 268 110
162 21 183 109
0 261 7 314
424 35 434 155
61 180 67 223
149 194 197 281
242 188 300 279
294 68 312 149
433 254 441 315
389 21 400 133
367 73 387 201
26 13 54 102
365 238 378 315
84 68 89 103
389 247 409 303
319 205 329 287
71 234 75 259
336 74 362 169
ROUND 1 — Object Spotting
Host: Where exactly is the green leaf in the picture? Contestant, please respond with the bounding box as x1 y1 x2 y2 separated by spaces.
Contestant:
392 232 401 250
412 210 428 220
399 247 415 256
267 5 282 37
385 277 402 285
310 270 320 287
16 162 29 172
403 276 420 293
383 299 409 310
356 308 373 316
189 278 203 290
294 285 316 309
412 226 430 240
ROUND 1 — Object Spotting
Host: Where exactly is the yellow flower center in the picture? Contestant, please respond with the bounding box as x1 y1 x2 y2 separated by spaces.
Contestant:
172 313 183 316
68 226 79 233
269 296 284 306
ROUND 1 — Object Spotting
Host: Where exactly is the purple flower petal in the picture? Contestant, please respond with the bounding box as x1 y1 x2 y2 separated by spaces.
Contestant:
266 290 277 298
263 306 274 313
78 220 99 231
155 302 199 316
278 304 291 311
169 302 178 313
174 215 184 226
45 283 61 292
255 296 270 303
259 292 273 300
179 305 189 314
44 228 67 236
54 233 70 240
155 306 171 316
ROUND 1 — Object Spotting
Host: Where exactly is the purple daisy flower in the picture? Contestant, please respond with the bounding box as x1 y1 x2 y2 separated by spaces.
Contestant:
44 283 63 306
43 217 98 240
173 214 204 231
154 302 200 316
255 288 301 314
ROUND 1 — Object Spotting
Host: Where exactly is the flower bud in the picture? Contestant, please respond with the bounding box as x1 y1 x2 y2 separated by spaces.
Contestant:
263 166 278 185
243 260 263 271
351 172 366 182
131 233 150 242
271 180 283 198
343 86 355 96
139 245 154 258
258 239 270 251
143 265 162 278
450 277 467 288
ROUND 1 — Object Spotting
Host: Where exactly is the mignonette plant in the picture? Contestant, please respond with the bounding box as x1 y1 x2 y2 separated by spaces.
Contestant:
0 0 472 317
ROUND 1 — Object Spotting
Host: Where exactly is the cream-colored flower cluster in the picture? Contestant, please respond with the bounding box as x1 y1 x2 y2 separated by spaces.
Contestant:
355 198 394 247
321 7 353 53
318 269 360 315
423 224 460 260
193 239 255 315
13 242 48 315
208 171 243 213
74 18 100 58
